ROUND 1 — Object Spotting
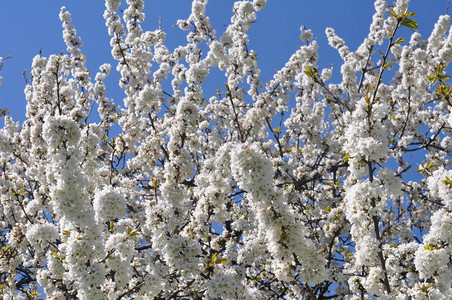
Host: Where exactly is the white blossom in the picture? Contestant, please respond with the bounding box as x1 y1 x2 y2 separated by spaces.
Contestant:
26 223 59 247
93 186 127 223
0 0 451 298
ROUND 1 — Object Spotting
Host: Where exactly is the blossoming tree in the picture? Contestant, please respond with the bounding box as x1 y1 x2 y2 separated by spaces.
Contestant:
0 0 451 298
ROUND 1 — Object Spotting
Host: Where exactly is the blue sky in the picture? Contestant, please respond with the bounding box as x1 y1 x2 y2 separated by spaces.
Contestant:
0 0 449 121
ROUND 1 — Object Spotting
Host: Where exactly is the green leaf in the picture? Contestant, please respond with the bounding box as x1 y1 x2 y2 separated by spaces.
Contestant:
420 282 434 293
415 161 435 175
218 258 227 264
427 74 437 84
126 226 139 237
129 229 139 237
424 244 434 251
401 18 418 31
343 152 352 162
442 176 452 188
394 37 405 45
387 28 394 38
225 83 231 95
109 221 115 233
151 177 158 189
304 66 316 78
389 8 398 18
427 161 436 169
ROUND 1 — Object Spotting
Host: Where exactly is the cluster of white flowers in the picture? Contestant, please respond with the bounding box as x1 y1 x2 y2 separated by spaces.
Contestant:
106 0 121 11
0 0 450 298
25 223 59 248
93 186 126 223
42 115 81 149
368 0 387 45
231 144 327 286
427 167 452 208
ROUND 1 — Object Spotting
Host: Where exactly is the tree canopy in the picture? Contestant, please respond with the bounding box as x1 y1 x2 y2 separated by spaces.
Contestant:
0 0 451 299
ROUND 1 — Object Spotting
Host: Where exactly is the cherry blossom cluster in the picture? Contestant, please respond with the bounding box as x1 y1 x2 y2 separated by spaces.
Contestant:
0 0 450 298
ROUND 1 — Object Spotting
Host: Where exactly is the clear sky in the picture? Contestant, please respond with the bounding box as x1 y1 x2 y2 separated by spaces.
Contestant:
0 0 449 121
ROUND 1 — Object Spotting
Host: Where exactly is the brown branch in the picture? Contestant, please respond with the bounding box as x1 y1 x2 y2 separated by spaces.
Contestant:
225 84 245 142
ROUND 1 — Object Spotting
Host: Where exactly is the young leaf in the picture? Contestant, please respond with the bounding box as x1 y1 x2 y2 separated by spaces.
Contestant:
389 8 398 18
401 18 418 31
394 37 405 45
